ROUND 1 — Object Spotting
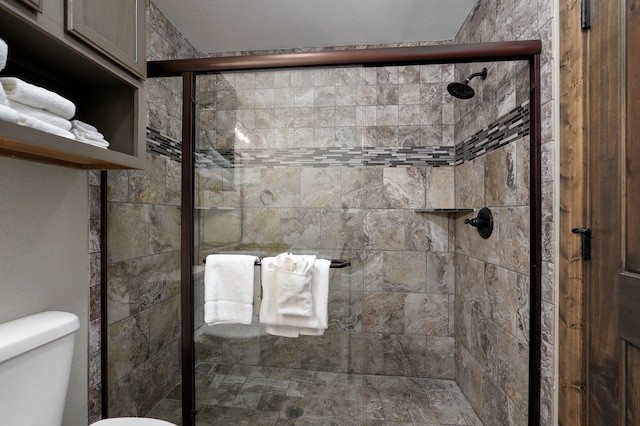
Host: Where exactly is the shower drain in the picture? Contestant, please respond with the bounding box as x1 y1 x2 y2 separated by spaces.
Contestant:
285 405 304 419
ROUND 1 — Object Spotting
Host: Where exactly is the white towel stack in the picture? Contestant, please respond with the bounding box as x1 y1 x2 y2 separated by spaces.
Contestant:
71 119 110 149
259 253 331 338
0 77 75 119
0 77 76 139
204 254 260 326
8 99 72 131
0 43 110 148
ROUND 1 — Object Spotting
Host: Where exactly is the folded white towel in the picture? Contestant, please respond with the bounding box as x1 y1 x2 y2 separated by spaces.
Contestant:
71 119 99 133
0 77 76 119
204 254 259 326
0 38 7 71
0 82 6 105
71 127 104 141
0 104 21 124
273 253 315 317
260 256 331 337
7 99 72 131
18 114 75 139
71 128 109 149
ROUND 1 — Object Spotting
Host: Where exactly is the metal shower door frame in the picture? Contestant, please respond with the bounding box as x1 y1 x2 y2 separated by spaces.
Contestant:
147 39 543 426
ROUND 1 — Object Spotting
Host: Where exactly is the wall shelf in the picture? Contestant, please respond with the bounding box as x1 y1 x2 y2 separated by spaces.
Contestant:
0 2 146 169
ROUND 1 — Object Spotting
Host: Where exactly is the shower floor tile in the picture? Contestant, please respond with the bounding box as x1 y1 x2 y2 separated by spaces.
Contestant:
151 363 482 425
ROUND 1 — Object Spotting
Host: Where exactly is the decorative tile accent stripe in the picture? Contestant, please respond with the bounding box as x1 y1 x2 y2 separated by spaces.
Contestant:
146 127 182 161
455 102 530 165
197 146 455 168
150 102 530 168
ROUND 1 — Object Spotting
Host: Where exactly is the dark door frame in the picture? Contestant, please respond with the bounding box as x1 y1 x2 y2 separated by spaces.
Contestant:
146 39 543 426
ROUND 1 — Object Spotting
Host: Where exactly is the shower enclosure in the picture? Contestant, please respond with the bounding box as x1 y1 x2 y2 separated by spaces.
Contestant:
116 40 543 426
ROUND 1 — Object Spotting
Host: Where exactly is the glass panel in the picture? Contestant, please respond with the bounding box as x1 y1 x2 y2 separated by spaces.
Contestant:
191 62 530 425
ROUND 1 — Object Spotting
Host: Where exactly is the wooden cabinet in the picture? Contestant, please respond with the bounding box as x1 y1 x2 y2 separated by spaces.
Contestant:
67 0 145 77
0 0 146 169
14 0 40 12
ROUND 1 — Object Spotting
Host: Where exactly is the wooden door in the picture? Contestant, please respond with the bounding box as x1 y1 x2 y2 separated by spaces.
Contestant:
618 1 640 422
584 0 640 423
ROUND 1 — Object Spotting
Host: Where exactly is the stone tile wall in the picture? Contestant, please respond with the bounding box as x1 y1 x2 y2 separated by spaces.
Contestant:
454 0 555 424
88 170 103 423
453 136 531 425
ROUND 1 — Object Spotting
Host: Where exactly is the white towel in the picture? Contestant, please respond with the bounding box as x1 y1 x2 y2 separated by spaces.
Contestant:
0 104 20 124
273 253 315 317
7 99 72 131
259 256 331 337
71 119 99 133
0 38 7 71
0 77 76 119
72 127 104 141
204 254 259 325
71 128 109 149
18 114 75 139
0 82 6 105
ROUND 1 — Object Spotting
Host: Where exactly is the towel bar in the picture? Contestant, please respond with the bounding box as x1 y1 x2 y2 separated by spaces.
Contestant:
202 257 350 269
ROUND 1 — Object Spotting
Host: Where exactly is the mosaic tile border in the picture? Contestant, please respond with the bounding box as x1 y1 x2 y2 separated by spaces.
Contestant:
198 146 455 168
455 102 530 165
147 128 182 162
149 102 530 168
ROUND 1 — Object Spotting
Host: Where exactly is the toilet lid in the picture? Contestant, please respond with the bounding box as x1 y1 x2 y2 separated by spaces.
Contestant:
91 418 176 426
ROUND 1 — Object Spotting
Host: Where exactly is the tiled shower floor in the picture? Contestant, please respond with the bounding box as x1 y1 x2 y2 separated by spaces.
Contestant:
149 363 483 425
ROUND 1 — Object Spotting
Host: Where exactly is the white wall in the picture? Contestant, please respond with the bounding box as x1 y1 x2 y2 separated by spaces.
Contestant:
0 156 89 425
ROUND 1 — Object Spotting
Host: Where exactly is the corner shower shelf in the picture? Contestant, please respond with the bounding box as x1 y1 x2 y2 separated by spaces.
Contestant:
414 208 474 213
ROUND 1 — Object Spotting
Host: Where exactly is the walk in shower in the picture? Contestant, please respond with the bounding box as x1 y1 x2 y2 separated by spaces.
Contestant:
106 40 541 426
192 63 471 425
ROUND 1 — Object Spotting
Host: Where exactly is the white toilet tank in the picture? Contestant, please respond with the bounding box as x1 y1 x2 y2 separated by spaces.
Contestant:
0 311 80 426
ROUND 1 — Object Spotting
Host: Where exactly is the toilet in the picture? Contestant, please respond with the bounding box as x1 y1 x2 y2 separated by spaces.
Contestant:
0 311 176 426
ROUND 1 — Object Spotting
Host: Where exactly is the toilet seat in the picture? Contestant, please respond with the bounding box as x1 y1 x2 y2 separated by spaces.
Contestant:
91 418 176 426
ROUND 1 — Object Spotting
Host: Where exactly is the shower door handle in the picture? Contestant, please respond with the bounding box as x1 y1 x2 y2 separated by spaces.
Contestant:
572 227 592 260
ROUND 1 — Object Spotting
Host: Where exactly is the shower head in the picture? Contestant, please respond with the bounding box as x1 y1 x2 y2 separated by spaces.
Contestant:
447 67 488 100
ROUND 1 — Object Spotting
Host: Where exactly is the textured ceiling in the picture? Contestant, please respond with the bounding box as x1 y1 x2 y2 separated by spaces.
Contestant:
151 0 478 53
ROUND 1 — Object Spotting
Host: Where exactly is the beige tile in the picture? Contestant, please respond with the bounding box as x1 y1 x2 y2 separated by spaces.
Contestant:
426 166 455 209
404 293 450 335
455 156 485 209
364 209 406 251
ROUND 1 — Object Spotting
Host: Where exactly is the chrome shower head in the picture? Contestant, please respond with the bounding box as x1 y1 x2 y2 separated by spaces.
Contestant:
447 67 488 99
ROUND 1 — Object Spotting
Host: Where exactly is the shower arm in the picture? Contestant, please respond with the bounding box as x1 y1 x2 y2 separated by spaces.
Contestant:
463 68 488 84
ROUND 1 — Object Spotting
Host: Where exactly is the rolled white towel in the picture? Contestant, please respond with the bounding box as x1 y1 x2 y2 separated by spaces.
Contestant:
7 99 72 131
0 104 21 124
0 38 7 71
18 114 75 139
0 77 76 119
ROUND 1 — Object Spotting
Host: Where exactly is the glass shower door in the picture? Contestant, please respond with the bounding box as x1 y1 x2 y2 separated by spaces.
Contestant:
192 69 367 424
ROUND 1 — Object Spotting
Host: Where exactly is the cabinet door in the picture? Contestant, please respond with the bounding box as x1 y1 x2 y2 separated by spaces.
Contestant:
66 0 145 77
15 0 42 12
